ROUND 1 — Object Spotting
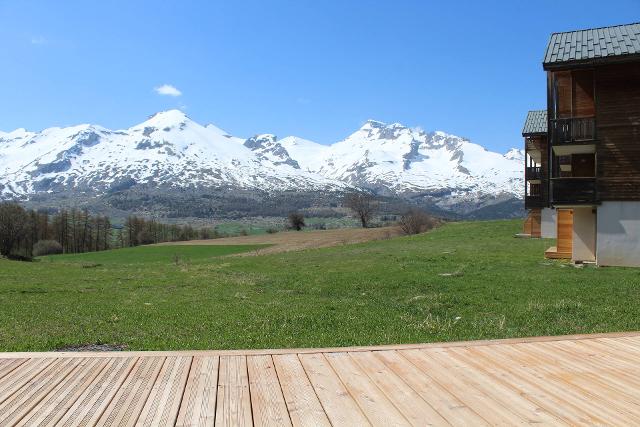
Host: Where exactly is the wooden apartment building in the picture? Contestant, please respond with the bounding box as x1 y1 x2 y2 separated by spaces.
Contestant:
524 22 640 267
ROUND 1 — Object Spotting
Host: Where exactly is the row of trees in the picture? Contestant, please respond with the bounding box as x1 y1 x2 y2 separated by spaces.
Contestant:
0 203 112 258
0 202 211 259
120 215 204 246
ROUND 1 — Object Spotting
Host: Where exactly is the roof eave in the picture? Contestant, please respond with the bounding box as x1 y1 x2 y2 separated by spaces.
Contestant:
522 131 547 138
543 53 640 71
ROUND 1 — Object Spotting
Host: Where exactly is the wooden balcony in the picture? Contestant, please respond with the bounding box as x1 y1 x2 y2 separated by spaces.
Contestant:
551 177 598 205
525 166 543 181
551 117 596 144
525 195 546 209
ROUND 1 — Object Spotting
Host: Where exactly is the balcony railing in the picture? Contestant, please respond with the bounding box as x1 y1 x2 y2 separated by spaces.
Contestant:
525 195 546 209
525 166 542 181
551 177 598 204
551 117 596 144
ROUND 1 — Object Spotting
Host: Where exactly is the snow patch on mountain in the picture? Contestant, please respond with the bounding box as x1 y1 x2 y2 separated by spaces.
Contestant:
0 110 524 214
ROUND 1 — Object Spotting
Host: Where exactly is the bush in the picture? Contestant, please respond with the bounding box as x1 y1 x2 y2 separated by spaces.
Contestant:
288 212 305 231
266 227 279 234
32 240 63 256
399 209 439 235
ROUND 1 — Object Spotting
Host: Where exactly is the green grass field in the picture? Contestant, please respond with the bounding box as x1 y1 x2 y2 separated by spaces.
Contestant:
1 220 639 352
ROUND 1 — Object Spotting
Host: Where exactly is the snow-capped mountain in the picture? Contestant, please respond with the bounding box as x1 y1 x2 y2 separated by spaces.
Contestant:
0 110 345 197
282 120 523 207
0 110 524 217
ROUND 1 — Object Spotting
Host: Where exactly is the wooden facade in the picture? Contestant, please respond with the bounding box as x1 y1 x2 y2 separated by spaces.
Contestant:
595 62 640 200
546 61 640 205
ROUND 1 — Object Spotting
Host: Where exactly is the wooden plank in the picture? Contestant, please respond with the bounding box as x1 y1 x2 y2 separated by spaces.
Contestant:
97 356 165 427
324 351 411 427
0 357 55 406
399 349 525 425
57 357 138 427
137 356 192 427
272 354 330 427
546 340 640 395
588 337 640 362
215 355 252 427
494 343 639 425
484 343 626 424
349 351 449 426
0 357 81 426
616 337 640 351
572 340 640 376
516 341 640 412
464 345 608 425
17 357 110 427
247 355 292 427
175 356 219 427
424 348 562 424
373 350 487 426
298 353 370 426
0 359 28 381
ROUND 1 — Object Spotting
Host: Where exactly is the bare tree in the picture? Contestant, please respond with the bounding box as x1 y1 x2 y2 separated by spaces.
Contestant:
399 209 438 235
344 192 377 228
0 202 28 256
288 212 305 231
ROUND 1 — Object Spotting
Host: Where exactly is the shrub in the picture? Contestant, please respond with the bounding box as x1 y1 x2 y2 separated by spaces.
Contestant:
399 209 439 235
266 227 279 234
288 212 305 231
32 240 63 256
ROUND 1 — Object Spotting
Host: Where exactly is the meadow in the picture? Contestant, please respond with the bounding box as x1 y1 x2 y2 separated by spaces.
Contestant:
1 220 639 352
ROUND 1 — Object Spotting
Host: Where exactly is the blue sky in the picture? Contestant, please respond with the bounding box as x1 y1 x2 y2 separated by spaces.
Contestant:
0 1 638 152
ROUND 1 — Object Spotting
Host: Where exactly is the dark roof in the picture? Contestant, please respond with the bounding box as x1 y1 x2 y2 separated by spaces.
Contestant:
522 110 547 136
543 22 640 69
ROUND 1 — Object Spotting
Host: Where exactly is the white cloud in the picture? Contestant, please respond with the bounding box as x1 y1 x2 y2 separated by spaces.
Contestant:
154 84 182 97
31 36 48 45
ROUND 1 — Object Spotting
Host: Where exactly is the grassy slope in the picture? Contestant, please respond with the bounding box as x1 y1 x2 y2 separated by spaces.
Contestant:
1 220 639 352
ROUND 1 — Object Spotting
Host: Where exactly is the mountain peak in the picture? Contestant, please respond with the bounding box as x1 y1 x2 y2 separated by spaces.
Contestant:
504 148 525 161
136 109 191 129
360 119 408 132
361 119 386 130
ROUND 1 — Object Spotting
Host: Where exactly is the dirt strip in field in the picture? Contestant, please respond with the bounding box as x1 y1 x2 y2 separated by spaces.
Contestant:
157 226 403 255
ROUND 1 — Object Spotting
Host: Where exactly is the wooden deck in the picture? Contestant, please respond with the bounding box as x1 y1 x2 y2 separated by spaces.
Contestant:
0 332 639 426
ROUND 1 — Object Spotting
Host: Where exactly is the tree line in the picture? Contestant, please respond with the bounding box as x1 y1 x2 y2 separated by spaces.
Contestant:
0 202 209 259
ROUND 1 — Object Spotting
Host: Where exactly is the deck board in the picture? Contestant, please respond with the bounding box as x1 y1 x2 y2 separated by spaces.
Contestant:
272 354 330 427
175 356 219 427
0 332 639 426
215 355 252 426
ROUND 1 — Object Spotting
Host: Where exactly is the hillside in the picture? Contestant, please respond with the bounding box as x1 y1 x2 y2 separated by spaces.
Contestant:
0 111 525 219
1 220 638 352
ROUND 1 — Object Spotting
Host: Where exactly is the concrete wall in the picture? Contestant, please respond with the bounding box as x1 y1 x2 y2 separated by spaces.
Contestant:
541 208 557 238
572 207 596 262
597 201 640 267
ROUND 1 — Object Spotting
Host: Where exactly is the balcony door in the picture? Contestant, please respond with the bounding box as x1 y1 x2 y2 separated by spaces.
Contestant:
572 153 595 177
